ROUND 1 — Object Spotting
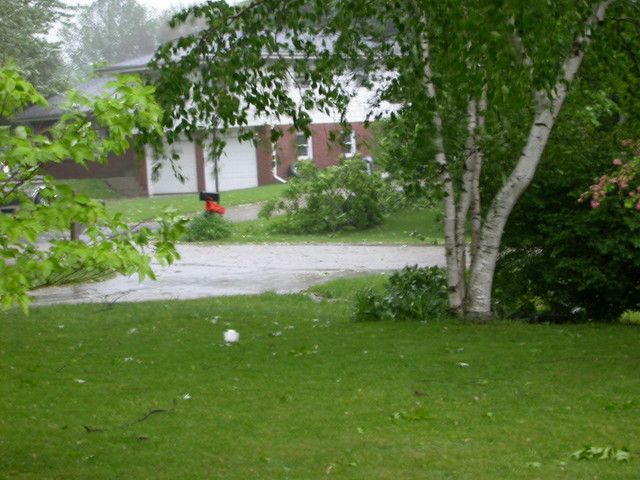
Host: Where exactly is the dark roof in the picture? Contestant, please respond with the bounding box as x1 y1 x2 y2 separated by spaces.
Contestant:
16 76 117 122
95 54 154 75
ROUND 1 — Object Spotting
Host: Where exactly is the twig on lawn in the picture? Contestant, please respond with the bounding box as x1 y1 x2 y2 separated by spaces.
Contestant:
83 399 177 433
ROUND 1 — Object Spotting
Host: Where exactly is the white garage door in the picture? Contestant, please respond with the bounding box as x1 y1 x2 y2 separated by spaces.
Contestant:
147 141 199 195
205 133 258 192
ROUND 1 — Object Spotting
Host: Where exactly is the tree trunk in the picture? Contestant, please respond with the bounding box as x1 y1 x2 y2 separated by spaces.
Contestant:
421 34 466 317
464 2 609 321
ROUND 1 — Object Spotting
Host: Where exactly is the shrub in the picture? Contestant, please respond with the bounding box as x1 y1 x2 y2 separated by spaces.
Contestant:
183 212 233 241
619 310 640 325
260 156 399 234
353 265 449 321
493 125 640 321
495 199 640 322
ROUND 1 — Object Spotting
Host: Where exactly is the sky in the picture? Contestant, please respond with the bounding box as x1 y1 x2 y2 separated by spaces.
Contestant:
68 0 237 13
49 0 241 41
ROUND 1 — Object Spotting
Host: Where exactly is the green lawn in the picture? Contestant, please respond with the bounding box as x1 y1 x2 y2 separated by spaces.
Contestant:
223 207 444 244
59 179 122 199
105 183 288 223
1 280 638 479
61 180 442 243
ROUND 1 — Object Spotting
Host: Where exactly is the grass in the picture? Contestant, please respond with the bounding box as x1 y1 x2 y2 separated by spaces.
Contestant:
105 183 288 223
1 279 639 479
59 179 122 199
62 179 442 243
219 207 444 244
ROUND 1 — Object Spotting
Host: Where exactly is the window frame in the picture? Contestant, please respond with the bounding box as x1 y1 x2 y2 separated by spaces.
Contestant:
296 132 313 159
341 130 357 157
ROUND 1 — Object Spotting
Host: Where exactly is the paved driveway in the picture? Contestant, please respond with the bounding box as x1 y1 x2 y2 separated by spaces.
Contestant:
32 243 445 306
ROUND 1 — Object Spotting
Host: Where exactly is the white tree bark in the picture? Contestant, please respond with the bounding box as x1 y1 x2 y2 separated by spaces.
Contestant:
469 88 486 269
465 1 610 320
421 36 466 316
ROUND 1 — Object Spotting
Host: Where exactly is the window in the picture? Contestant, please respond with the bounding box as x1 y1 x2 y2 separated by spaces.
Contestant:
296 133 312 159
341 130 357 157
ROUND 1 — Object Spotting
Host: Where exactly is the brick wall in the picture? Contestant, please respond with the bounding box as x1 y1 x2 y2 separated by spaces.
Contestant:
44 148 142 180
257 121 374 185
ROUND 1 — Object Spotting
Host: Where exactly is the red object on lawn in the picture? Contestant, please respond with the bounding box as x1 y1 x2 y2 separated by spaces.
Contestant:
205 200 226 215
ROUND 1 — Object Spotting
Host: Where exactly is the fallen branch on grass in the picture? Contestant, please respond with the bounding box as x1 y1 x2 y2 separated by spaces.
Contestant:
83 399 177 433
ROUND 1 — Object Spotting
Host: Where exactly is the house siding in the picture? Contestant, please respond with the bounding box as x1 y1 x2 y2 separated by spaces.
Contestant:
256 126 276 186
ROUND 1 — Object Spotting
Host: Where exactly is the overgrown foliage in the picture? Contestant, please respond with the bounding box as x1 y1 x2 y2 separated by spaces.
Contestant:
353 265 448 322
0 65 185 312
183 212 234 241
260 157 395 234
619 310 640 325
494 78 640 322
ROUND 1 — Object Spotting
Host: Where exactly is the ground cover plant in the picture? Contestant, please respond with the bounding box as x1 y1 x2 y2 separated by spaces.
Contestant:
353 266 449 322
1 285 639 479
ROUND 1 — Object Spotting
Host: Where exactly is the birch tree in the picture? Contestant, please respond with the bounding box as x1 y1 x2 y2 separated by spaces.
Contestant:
152 0 619 321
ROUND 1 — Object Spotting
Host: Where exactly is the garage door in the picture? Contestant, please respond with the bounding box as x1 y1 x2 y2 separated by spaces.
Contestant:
205 133 258 192
147 141 199 195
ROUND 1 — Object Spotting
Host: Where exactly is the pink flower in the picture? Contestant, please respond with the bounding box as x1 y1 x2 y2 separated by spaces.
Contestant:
613 158 623 166
636 201 640 211
591 201 601 208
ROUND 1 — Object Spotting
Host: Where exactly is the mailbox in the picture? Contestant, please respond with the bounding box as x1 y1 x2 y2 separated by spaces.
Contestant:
199 191 225 215
199 191 220 202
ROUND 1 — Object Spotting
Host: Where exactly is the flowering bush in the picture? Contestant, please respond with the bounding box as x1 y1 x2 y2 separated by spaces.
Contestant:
580 140 640 211
497 137 640 322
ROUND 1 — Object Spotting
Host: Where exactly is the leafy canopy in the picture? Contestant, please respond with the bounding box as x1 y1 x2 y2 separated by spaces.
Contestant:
0 64 186 313
152 0 617 319
153 0 596 144
0 0 69 95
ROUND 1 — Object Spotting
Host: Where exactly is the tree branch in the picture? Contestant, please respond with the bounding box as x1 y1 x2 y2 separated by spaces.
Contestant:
83 399 177 433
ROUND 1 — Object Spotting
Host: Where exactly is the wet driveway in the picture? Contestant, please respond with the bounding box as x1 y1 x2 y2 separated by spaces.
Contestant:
31 243 445 306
